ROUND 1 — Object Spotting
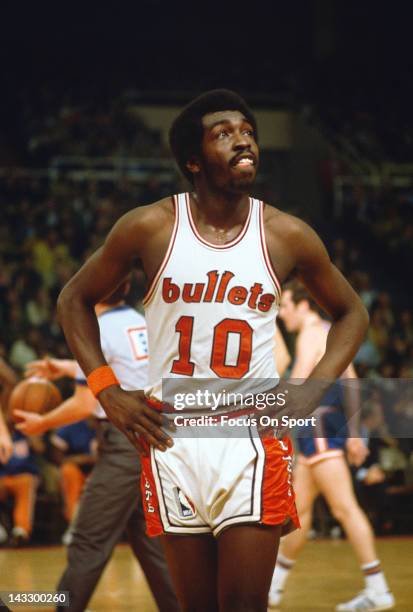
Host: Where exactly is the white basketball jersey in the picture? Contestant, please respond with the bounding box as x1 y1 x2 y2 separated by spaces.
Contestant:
75 305 149 418
143 193 280 405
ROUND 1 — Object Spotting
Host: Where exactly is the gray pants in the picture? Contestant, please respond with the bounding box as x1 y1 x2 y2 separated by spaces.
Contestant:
56 421 179 612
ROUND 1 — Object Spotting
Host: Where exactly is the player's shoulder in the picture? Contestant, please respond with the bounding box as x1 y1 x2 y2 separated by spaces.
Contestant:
262 204 315 240
126 195 175 222
262 204 328 265
117 196 175 231
105 196 176 254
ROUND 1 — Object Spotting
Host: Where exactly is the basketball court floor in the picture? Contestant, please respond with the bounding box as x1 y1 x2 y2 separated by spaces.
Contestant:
1 538 411 611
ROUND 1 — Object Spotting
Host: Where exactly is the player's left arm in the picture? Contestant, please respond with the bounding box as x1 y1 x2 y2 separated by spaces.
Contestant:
0 358 18 388
266 215 368 423
286 218 369 381
341 363 369 465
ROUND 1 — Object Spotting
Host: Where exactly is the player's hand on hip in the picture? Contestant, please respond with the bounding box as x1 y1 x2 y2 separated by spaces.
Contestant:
258 381 315 438
0 430 13 464
98 387 174 454
14 411 45 436
346 437 369 466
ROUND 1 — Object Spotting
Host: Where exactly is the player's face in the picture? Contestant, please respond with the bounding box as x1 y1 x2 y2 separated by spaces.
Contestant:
279 290 301 332
197 110 259 193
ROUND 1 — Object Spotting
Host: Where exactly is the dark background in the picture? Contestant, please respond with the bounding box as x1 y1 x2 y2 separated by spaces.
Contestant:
1 2 412 115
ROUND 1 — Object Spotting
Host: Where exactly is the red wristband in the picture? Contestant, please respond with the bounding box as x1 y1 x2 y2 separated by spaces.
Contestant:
87 365 119 398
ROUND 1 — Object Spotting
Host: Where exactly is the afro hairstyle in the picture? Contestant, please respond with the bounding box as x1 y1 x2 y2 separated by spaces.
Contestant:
169 89 258 184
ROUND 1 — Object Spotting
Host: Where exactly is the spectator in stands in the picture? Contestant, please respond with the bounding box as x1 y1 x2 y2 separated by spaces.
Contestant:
399 362 413 378
33 229 71 286
373 292 395 330
25 286 52 328
367 309 391 360
356 271 378 311
12 255 43 301
396 310 413 345
386 336 409 372
0 417 43 546
9 327 43 371
355 402 398 533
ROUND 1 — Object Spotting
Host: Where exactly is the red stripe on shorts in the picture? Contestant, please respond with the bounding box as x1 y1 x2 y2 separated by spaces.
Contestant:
140 452 164 537
260 436 300 535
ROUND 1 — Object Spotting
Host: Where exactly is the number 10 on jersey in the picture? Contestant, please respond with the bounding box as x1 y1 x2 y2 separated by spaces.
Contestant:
171 316 253 379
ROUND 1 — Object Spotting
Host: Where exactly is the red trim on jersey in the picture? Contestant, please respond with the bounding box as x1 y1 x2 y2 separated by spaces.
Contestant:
143 196 179 306
141 451 164 537
260 436 299 535
145 396 175 414
258 201 282 297
185 192 253 249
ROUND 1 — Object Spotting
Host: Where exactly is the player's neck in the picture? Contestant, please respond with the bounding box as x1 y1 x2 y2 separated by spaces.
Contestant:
191 187 250 228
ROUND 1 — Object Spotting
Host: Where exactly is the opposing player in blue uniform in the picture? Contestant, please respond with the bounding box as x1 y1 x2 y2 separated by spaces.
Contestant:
268 281 394 612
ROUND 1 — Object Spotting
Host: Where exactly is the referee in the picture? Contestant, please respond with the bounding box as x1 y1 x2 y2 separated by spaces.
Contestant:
16 282 179 612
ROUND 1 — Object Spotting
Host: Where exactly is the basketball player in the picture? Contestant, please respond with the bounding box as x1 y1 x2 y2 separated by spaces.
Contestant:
15 283 179 612
0 402 12 543
56 90 369 611
268 281 394 611
274 324 291 376
0 409 12 465
0 358 17 464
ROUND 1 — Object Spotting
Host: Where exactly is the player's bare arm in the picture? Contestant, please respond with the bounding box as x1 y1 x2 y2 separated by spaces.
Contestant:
265 209 369 420
274 325 291 377
0 358 18 388
57 199 175 452
341 363 369 465
289 326 325 379
0 358 17 463
0 407 12 464
291 328 367 464
266 209 368 377
15 384 97 435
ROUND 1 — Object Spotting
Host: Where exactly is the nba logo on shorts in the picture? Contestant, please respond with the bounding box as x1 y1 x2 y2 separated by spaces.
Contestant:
173 487 196 519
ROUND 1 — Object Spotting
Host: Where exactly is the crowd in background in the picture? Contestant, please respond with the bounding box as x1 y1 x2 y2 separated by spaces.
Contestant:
318 89 413 165
4 89 169 166
2 179 412 380
1 98 413 545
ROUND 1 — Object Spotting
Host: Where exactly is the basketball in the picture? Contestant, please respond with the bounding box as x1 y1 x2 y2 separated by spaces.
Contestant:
9 377 62 422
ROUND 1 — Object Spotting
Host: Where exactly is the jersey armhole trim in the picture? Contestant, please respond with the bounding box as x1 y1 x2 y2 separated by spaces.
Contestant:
259 201 282 298
143 195 179 306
